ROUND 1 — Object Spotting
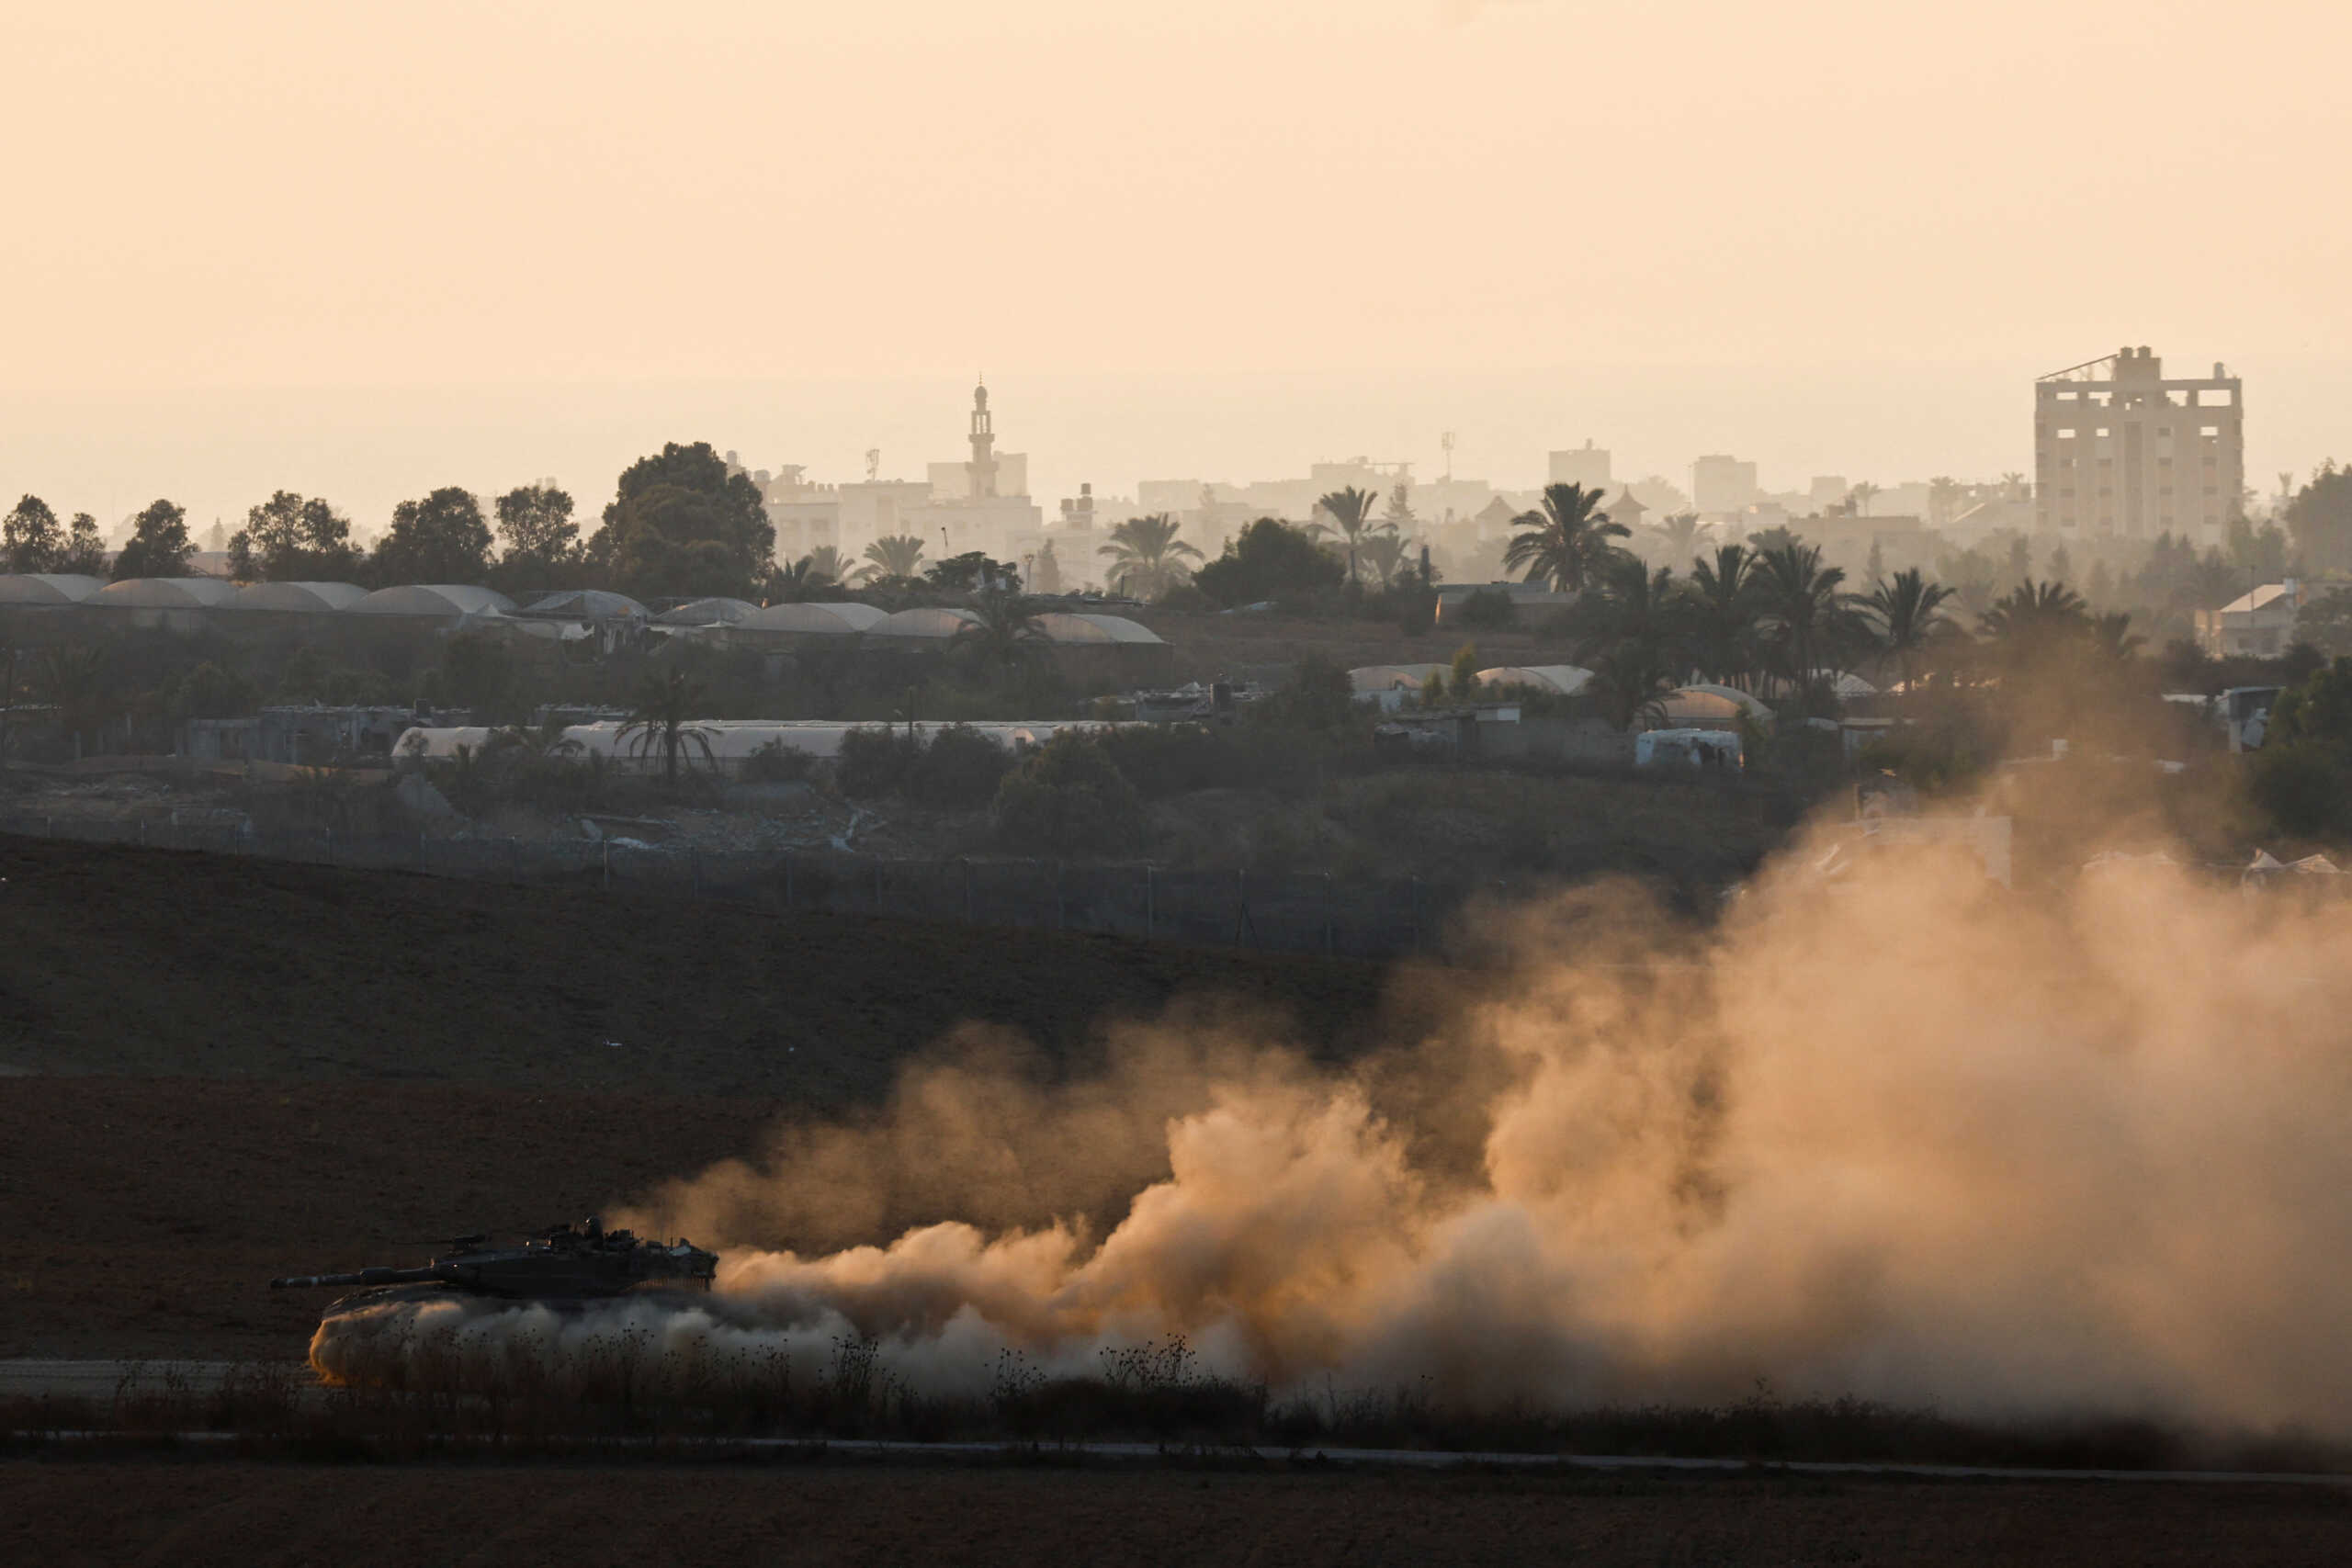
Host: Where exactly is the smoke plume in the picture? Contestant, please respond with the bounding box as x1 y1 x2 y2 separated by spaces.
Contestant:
321 807 2352 1431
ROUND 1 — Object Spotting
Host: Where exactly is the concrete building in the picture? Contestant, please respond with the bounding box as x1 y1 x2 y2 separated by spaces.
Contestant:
2035 346 2244 540
1548 440 1611 491
1692 455 1761 516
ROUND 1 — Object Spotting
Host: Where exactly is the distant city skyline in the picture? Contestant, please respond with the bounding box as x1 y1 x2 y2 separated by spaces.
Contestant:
4 355 2345 547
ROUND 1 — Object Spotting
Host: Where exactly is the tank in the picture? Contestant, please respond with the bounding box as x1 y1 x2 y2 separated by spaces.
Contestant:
271 1218 718 1319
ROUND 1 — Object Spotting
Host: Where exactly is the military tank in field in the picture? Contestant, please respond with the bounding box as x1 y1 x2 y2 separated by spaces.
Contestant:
271 1218 718 1322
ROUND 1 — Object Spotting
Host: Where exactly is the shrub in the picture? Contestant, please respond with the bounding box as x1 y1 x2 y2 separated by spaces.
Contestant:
1193 518 1345 608
741 740 812 784
993 732 1146 854
2249 743 2346 838
1452 587 1516 629
1256 653 1357 731
836 725 917 798
904 724 1012 808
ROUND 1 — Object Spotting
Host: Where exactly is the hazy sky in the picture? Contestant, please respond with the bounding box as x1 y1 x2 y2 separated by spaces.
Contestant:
6 0 2346 530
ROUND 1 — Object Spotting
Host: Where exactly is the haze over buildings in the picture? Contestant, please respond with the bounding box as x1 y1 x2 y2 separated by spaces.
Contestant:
3 2 2347 533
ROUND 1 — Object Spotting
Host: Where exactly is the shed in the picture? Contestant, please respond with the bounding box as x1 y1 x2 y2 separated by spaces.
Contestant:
734 602 884 636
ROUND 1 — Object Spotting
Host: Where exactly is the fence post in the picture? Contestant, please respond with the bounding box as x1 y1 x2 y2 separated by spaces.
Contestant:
784 852 793 910
1145 863 1155 941
601 839 611 890
323 827 334 866
417 831 426 874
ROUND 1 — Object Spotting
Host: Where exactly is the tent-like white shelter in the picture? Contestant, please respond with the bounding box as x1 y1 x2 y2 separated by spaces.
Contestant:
224 581 368 613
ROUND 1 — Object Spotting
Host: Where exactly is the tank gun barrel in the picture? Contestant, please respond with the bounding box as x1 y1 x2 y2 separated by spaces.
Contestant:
270 1265 448 1291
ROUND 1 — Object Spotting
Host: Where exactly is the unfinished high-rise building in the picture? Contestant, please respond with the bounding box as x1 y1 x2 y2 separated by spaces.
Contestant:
2034 346 2242 539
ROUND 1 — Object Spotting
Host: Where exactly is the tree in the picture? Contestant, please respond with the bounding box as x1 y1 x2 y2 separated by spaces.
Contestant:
1357 529 1409 589
2284 462 2352 575
1648 512 1704 566
110 499 196 580
588 441 775 600
1029 537 1063 596
374 488 493 584
1749 541 1861 704
1502 482 1629 594
1862 568 1956 692
493 484 580 584
1571 555 1687 728
954 587 1049 684
3 496 63 574
804 545 850 588
1313 486 1383 582
57 513 107 577
926 551 1017 594
1848 480 1882 516
1192 518 1344 607
1977 579 2093 672
618 669 715 790
38 644 112 755
859 534 927 586
771 554 831 601
1381 482 1416 530
992 731 1144 855
1686 544 1758 689
1097 513 1202 600
2176 549 2245 613
229 491 362 581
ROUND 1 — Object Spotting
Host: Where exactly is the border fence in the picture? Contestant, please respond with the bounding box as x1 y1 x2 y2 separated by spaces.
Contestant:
0 811 1485 960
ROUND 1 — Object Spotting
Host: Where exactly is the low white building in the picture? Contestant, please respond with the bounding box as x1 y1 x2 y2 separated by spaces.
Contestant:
2198 581 2308 658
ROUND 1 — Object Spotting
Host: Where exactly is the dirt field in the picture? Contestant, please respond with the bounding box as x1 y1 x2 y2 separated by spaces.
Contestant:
6 1459 2347 1567
0 835 1388 1359
0 836 1383 1094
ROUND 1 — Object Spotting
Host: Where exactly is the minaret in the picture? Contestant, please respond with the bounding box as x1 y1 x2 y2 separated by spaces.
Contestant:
966 378 998 500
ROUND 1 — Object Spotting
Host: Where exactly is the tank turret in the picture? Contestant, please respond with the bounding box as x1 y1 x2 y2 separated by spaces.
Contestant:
271 1218 718 1311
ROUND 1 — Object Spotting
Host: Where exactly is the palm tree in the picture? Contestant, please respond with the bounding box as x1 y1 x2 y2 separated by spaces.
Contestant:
1357 528 1409 589
1862 568 1957 692
1315 486 1382 582
1648 511 1704 565
1569 555 1688 729
805 545 850 586
858 534 927 586
2092 611 2145 664
1502 482 1630 594
1847 480 1882 516
1096 513 1201 601
1686 544 1759 690
1976 579 2093 677
772 555 831 601
1750 542 1861 707
617 669 715 790
954 587 1049 682
38 644 111 758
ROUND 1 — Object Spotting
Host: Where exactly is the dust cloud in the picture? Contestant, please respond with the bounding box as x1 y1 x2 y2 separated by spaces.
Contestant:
322 811 2352 1430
